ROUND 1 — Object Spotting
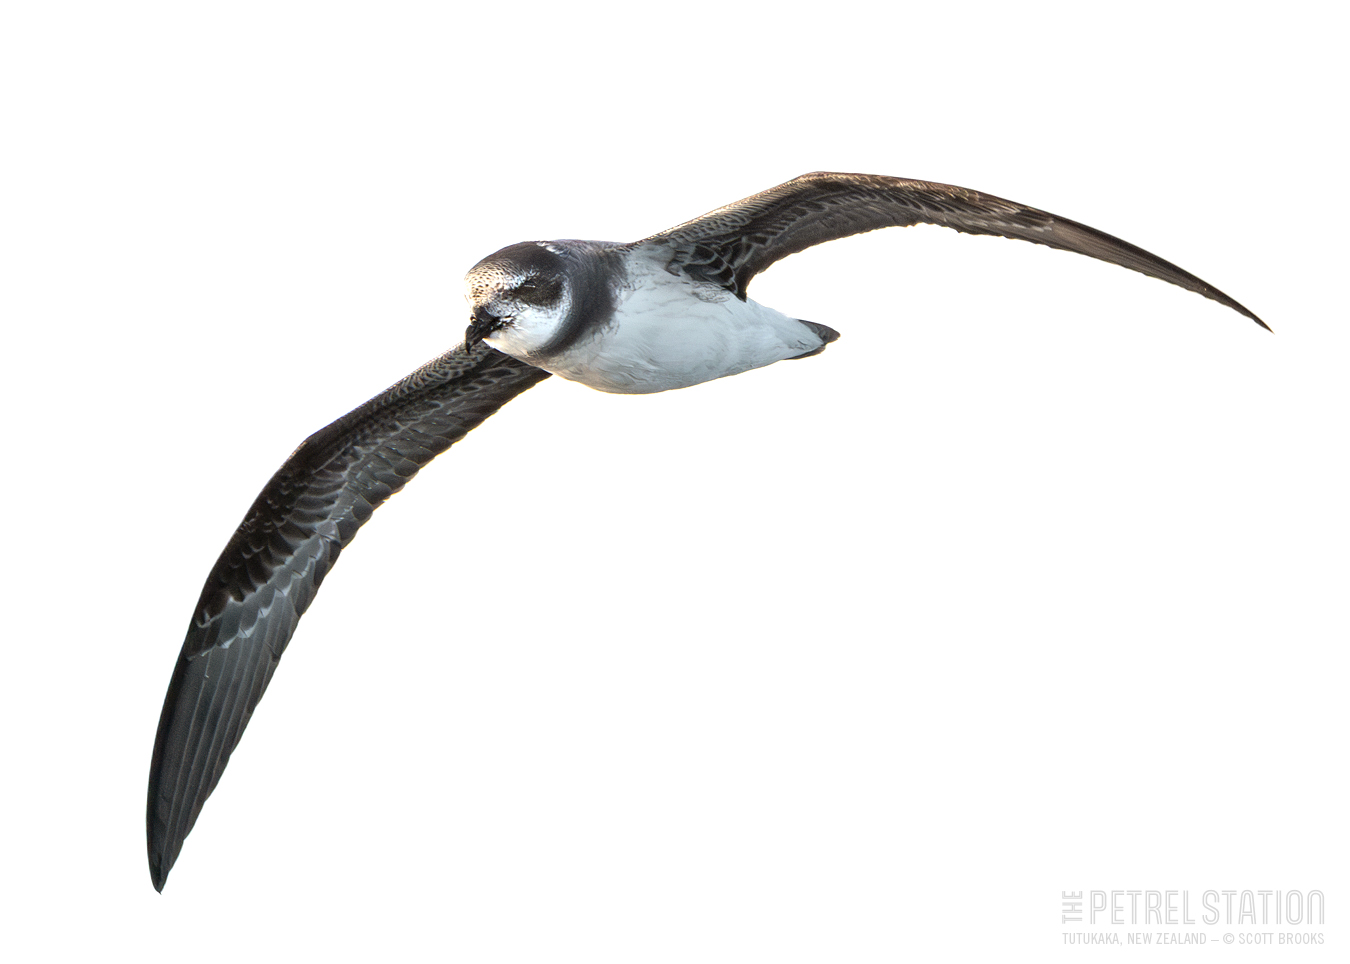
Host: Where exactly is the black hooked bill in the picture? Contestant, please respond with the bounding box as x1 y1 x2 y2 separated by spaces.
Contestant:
464 306 501 349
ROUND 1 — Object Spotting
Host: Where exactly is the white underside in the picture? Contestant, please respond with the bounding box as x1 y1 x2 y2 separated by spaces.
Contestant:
493 253 827 394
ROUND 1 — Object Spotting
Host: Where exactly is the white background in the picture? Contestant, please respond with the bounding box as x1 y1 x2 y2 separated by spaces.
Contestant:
2 2 1345 960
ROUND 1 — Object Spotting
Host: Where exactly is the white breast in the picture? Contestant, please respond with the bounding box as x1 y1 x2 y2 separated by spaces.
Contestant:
542 252 826 394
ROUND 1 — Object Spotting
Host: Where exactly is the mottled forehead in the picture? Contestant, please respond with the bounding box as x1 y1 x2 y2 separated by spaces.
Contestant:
465 241 565 300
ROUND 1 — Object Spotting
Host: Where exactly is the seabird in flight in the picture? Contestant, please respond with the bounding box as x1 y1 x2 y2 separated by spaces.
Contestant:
147 171 1267 890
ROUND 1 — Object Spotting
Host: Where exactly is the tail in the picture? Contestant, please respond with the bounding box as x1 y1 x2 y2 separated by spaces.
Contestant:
787 320 841 359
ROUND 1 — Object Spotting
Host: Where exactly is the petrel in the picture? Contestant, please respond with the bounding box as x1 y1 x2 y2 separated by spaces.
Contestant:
147 171 1266 890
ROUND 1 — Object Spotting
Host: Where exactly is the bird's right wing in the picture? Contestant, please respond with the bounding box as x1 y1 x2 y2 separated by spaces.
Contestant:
147 344 550 891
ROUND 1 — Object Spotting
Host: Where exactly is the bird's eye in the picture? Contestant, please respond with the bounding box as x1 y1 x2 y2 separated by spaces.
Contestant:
512 276 560 306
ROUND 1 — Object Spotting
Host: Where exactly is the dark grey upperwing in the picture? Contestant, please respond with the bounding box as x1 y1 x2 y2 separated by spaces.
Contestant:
633 171 1267 329
147 345 550 891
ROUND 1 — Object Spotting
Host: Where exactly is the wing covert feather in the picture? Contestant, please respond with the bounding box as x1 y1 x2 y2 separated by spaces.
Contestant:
637 171 1266 328
147 345 549 891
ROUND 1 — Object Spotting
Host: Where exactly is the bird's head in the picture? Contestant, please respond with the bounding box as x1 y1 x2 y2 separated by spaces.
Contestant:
463 242 571 357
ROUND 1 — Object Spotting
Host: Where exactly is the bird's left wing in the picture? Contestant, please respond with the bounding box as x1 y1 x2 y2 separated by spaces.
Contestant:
632 171 1266 328
147 344 549 891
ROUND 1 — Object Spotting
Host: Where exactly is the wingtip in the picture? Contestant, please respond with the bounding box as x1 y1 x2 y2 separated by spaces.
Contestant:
148 820 174 892
148 836 172 891
1211 288 1268 332
1238 303 1271 332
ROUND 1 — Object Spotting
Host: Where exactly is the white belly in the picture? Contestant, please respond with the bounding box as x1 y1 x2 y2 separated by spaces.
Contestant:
543 267 826 394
